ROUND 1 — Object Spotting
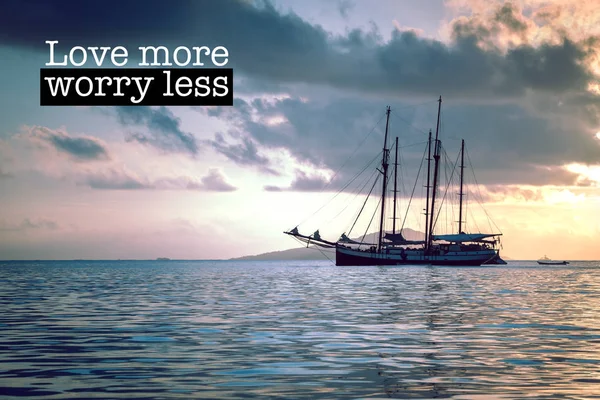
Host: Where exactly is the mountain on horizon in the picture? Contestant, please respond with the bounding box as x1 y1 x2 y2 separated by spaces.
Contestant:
231 228 425 261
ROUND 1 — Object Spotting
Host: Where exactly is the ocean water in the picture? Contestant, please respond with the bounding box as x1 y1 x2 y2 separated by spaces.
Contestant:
1 260 600 399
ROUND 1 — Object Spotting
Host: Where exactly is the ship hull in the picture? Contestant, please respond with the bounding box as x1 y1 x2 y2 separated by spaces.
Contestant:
336 246 498 266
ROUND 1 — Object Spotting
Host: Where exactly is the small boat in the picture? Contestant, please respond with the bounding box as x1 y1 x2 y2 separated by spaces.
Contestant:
537 255 569 265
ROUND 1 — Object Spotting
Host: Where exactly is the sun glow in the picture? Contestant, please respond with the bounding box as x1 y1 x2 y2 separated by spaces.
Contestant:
565 163 600 186
544 189 585 204
588 83 600 95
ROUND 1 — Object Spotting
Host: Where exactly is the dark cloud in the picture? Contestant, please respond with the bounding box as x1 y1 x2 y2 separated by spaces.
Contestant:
1 0 596 99
28 126 110 161
0 218 59 232
208 132 278 175
201 94 600 189
202 96 389 170
111 106 200 156
2 0 599 189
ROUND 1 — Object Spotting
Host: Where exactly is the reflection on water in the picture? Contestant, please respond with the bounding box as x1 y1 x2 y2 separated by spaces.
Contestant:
1 260 599 398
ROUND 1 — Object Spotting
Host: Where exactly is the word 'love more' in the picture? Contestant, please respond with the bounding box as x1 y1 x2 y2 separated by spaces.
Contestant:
40 40 233 106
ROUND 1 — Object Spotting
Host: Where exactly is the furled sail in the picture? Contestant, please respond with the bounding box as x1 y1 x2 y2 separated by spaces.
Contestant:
431 233 501 242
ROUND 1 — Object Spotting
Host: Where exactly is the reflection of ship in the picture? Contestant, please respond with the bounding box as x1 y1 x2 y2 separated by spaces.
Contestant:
537 255 569 265
284 97 504 266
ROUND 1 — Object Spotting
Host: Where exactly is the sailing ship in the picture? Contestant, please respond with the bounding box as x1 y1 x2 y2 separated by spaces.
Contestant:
284 97 503 266
537 256 569 265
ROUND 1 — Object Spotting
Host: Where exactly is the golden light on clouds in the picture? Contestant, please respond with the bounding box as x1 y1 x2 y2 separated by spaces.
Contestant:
482 184 589 205
565 163 600 186
444 0 600 94
588 83 600 95
544 188 586 204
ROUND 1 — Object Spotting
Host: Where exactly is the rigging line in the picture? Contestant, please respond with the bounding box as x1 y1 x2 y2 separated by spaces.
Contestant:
348 173 380 236
294 150 383 229
465 146 502 234
360 195 382 249
398 140 429 149
433 146 460 231
399 139 428 233
330 167 379 226
397 141 427 227
291 236 335 265
319 111 387 194
389 99 439 111
432 146 461 234
326 159 379 227
396 145 405 222
389 112 430 136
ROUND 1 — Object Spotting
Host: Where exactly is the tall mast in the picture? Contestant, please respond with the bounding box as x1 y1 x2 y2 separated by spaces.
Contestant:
393 137 399 235
458 139 465 234
424 130 432 249
427 96 442 251
378 106 391 252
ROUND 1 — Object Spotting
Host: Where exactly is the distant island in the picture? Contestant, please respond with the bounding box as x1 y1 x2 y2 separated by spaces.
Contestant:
233 229 420 261
156 257 171 261
232 246 331 261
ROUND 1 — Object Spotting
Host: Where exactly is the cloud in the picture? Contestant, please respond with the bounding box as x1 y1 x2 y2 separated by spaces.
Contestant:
109 106 200 156
2 0 599 191
477 184 594 205
204 94 599 189
338 0 354 19
201 96 387 171
0 218 59 232
4 125 237 192
0 167 11 179
25 126 110 161
194 168 237 191
264 170 329 192
82 168 149 190
493 3 528 33
447 0 600 44
79 167 237 191
208 133 278 175
2 1 597 100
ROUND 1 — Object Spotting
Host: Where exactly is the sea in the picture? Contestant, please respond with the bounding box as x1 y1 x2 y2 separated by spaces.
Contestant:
1 260 599 399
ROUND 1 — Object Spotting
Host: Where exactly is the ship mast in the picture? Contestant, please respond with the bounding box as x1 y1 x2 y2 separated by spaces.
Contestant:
427 96 442 251
377 106 391 252
424 130 432 249
392 137 398 235
458 139 465 234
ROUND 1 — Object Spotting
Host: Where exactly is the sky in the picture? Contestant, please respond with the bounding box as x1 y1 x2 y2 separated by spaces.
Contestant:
0 0 599 260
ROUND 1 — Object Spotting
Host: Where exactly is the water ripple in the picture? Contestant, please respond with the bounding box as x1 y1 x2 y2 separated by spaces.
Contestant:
0 259 599 398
